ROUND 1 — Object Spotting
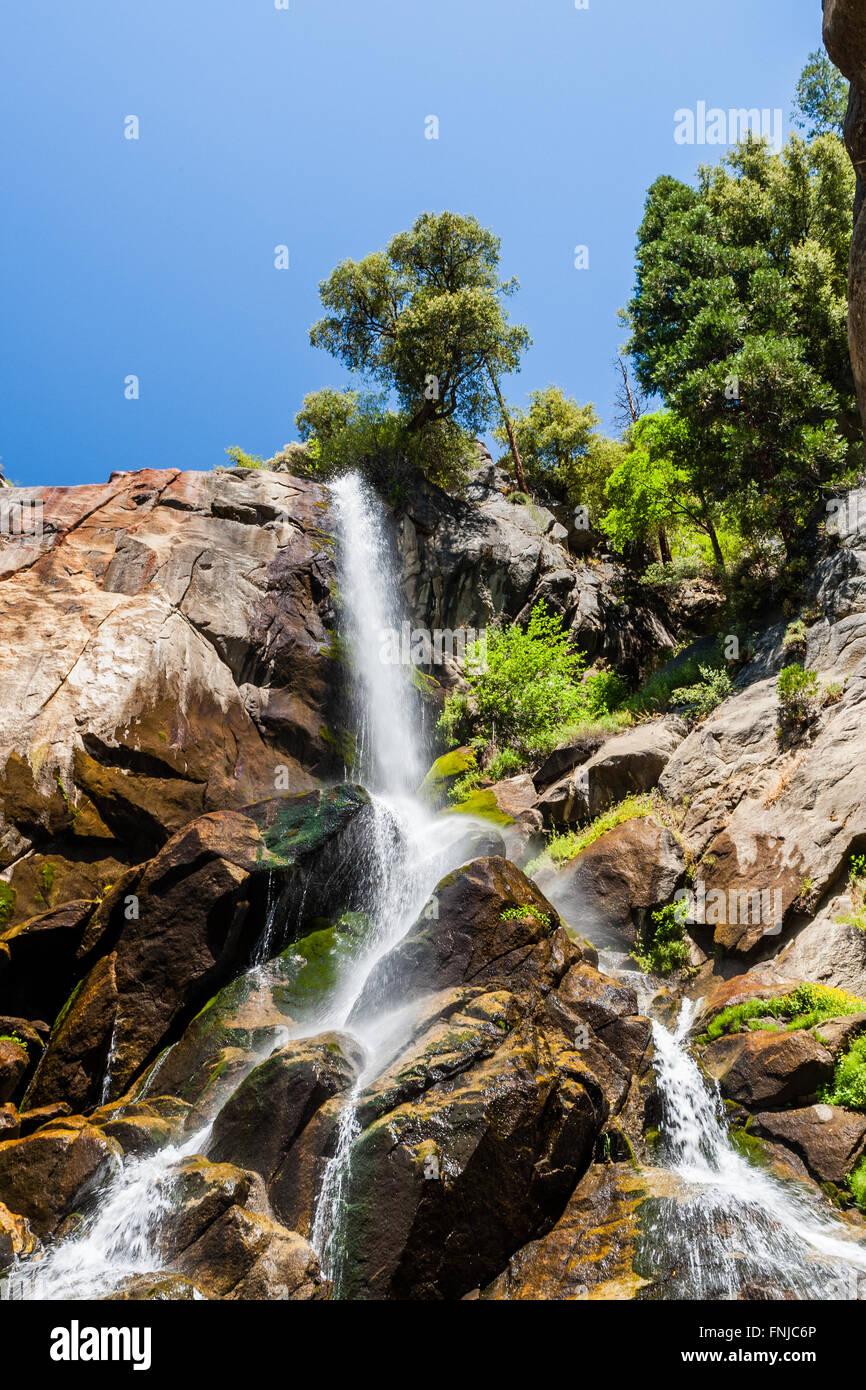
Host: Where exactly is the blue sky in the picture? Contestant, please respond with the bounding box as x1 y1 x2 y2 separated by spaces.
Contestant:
0 0 825 487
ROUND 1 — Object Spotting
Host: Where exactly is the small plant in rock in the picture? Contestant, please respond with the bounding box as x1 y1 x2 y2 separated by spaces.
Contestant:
485 748 525 781
632 898 690 978
776 664 819 741
500 904 550 929
782 618 808 656
669 663 733 719
839 854 866 932
823 1033 866 1111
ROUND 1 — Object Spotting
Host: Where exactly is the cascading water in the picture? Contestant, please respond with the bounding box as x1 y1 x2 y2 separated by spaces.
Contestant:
9 467 866 1303
4 471 483 1301
643 997 866 1299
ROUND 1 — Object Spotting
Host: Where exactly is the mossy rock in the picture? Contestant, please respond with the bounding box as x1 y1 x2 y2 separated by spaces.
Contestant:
418 748 478 810
449 787 514 827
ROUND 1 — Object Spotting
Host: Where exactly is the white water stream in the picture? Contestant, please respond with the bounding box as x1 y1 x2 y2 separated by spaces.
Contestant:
5 471 866 1301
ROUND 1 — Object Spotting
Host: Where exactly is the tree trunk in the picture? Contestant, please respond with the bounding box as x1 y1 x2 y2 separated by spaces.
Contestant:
487 364 528 493
658 526 673 564
705 515 726 570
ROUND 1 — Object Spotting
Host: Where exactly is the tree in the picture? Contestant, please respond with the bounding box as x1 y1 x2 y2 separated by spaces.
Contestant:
293 387 475 497
793 50 849 139
309 212 531 488
493 385 622 523
600 411 729 568
627 135 858 550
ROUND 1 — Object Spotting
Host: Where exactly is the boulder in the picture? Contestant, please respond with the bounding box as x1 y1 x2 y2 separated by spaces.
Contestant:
0 1105 18 1141
0 1122 121 1237
0 1199 36 1271
0 899 97 1020
418 748 477 810
699 1029 835 1108
537 720 685 828
174 1204 324 1300
157 1157 255 1262
23 953 118 1113
0 1037 28 1104
349 856 567 1022
209 1033 362 1185
775 912 866 999
534 817 686 949
105 1274 206 1301
750 1104 866 1185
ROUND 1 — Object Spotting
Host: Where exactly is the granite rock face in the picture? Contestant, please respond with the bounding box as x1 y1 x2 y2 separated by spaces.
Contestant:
0 468 346 926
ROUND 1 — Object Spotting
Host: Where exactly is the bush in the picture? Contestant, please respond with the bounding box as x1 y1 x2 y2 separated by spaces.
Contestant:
823 1033 866 1111
485 748 525 781
701 982 866 1043
850 1155 866 1212
438 602 591 756
223 445 266 470
632 899 690 977
527 793 655 873
777 665 820 741
669 663 733 719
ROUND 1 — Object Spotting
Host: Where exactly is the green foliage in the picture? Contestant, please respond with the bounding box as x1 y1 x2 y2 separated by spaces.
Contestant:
601 411 728 567
528 793 655 873
627 135 858 554
823 1034 866 1112
669 663 733 719
293 387 475 498
782 619 808 652
632 899 690 977
793 51 849 139
0 882 16 931
499 905 550 930
446 601 590 754
777 664 820 722
850 1155 866 1212
625 649 726 716
839 853 866 933
701 982 866 1043
493 385 621 520
309 211 530 449
224 445 266 470
485 748 525 781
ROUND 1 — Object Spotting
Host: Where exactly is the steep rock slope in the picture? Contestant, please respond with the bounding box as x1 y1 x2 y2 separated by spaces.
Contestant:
0 468 345 924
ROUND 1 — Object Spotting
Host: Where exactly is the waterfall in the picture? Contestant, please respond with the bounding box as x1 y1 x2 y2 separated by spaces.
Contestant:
3 471 480 1301
646 999 866 1299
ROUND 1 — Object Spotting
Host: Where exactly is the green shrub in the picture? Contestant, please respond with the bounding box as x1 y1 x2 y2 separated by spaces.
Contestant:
702 982 866 1043
442 601 591 755
632 899 690 977
625 652 726 716
823 1034 866 1111
782 618 808 652
223 445 266 470
777 664 819 717
669 663 733 719
850 1155 866 1212
486 748 525 781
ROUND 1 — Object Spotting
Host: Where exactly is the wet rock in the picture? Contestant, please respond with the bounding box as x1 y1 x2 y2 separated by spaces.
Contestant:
699 1029 835 1108
350 857 570 1023
174 1204 324 1300
17 1102 73 1137
209 1033 362 1185
0 1037 28 1104
340 1018 604 1300
0 1199 36 1271
0 899 97 1021
105 1273 206 1300
418 748 477 809
750 1105 866 1185
535 817 685 949
24 953 117 1113
157 1156 256 1261
0 1122 121 1238
481 1162 649 1300
0 1105 18 1140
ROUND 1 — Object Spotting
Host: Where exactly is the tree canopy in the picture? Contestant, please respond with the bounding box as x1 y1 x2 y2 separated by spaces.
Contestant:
793 50 849 139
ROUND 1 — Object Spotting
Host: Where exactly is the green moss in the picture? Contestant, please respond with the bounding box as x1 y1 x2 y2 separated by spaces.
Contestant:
260 785 369 868
0 881 16 931
36 861 56 906
419 747 478 806
728 1126 770 1168
448 787 514 826
319 726 357 765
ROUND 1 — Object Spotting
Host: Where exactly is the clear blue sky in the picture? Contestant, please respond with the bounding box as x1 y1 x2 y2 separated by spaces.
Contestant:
0 0 824 487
